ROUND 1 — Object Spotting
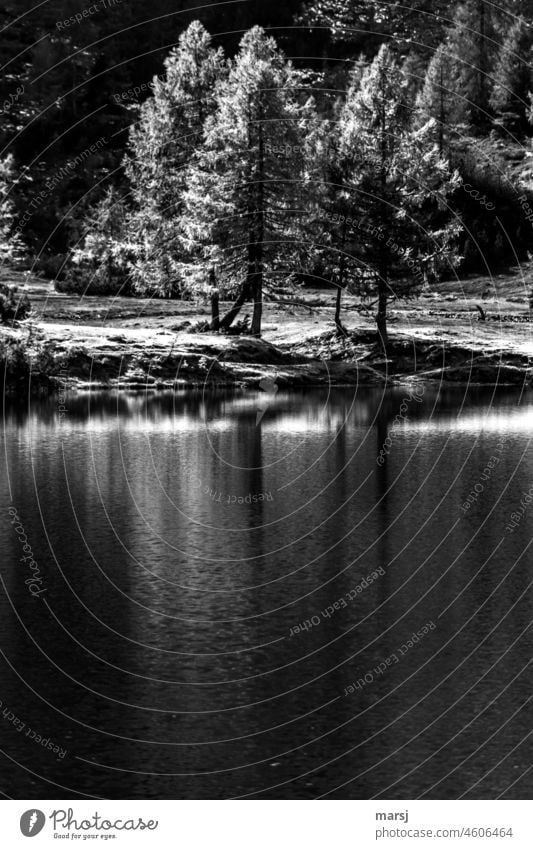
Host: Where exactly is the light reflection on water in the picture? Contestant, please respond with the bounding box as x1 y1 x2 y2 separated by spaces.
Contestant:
0 386 531 799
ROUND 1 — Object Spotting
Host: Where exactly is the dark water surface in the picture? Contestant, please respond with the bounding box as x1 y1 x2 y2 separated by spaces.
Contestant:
1 386 531 799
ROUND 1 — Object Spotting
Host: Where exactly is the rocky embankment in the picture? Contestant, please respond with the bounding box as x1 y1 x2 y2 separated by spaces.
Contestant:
8 329 530 395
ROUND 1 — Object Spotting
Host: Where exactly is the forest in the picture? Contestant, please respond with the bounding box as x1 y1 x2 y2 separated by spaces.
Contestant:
1 0 533 373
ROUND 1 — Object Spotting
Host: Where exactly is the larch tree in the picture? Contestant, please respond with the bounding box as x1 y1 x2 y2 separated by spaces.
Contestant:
0 155 26 268
446 1 497 131
303 74 368 336
65 187 133 295
401 50 428 115
415 44 458 153
125 21 225 296
339 44 461 353
183 26 312 336
490 18 533 134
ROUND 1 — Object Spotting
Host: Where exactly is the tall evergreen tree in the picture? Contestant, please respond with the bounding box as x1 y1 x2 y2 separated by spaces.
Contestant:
64 188 132 295
446 1 497 131
125 21 225 296
401 50 428 115
415 44 457 152
183 27 311 336
303 78 368 335
0 155 26 268
490 18 533 133
339 44 461 352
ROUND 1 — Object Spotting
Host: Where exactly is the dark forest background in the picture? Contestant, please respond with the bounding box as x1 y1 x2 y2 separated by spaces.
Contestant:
1 0 533 291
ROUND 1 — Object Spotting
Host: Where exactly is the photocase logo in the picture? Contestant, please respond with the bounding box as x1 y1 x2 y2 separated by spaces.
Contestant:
256 376 278 425
20 810 46 837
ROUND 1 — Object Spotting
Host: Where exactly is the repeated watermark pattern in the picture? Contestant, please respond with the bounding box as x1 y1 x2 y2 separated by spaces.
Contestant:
112 74 166 105
377 387 425 465
199 484 273 506
461 182 495 211
0 84 24 115
462 435 508 514
7 507 46 597
505 486 533 534
56 0 123 30
317 207 427 285
57 368 68 421
343 621 436 695
0 700 67 761
289 567 385 637
517 194 533 229
14 137 107 236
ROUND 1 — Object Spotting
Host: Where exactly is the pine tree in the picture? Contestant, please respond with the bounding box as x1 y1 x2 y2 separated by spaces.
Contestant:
415 44 458 152
339 44 461 352
125 21 225 296
183 27 311 336
0 155 26 268
446 1 497 131
490 18 533 133
303 72 369 335
63 188 132 295
401 50 427 115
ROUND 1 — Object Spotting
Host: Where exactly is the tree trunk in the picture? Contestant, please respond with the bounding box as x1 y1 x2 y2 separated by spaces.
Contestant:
219 284 250 331
377 87 389 358
210 290 220 331
251 277 262 337
439 61 445 156
334 217 348 336
335 284 347 336
376 284 389 355
250 99 265 338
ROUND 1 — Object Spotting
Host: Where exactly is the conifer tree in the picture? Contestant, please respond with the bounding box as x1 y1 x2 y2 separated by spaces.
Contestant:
64 188 132 295
446 1 497 131
0 155 26 268
183 27 311 336
415 44 457 153
339 44 461 352
401 50 427 115
490 18 532 133
125 21 225 296
303 75 368 335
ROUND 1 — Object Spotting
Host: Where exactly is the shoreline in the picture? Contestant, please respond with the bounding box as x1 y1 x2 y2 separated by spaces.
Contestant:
3 330 532 395
2 272 533 395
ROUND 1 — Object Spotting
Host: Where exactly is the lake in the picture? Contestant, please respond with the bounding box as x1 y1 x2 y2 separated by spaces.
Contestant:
0 385 531 799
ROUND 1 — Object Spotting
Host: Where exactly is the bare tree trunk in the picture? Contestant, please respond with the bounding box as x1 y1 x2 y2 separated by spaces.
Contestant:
376 283 389 355
219 284 250 331
250 99 265 338
377 84 389 358
210 290 220 331
439 63 445 156
251 277 262 337
335 218 348 337
335 285 347 336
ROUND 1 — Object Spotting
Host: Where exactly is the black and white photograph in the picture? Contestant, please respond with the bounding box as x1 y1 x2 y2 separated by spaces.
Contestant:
0 0 532 840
